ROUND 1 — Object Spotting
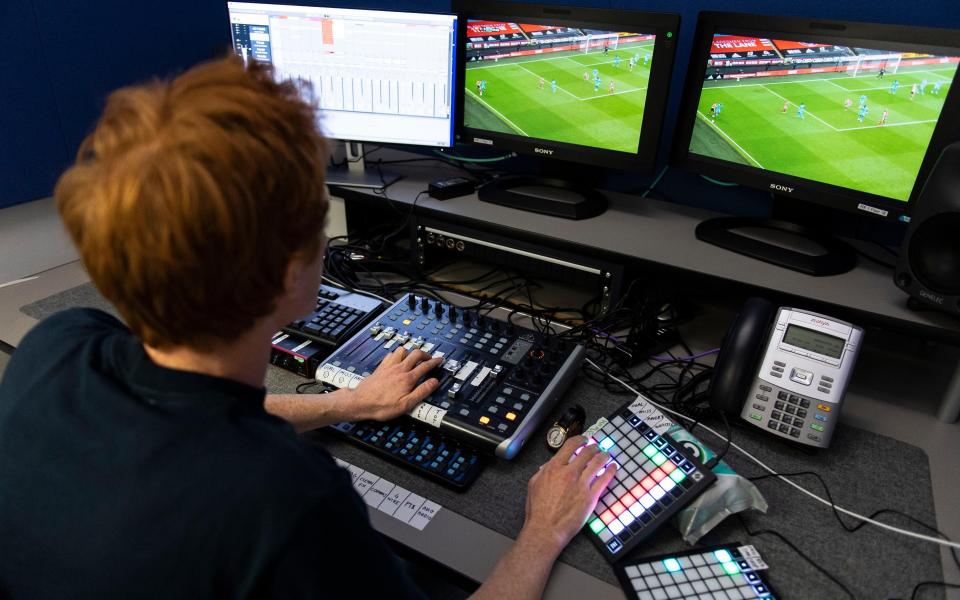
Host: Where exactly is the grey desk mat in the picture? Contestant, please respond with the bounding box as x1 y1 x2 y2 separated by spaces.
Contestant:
22 283 945 599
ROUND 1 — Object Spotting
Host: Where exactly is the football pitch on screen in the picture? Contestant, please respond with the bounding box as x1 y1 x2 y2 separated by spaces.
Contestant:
464 41 654 153
691 64 957 201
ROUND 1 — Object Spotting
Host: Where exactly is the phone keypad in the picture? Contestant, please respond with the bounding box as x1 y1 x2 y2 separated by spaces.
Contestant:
744 381 833 445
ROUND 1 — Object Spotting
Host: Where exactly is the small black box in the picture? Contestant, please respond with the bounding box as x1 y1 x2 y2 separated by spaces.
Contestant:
429 177 476 200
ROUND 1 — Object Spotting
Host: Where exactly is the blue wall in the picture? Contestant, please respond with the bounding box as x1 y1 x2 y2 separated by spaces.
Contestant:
1 0 956 210
1 1 230 209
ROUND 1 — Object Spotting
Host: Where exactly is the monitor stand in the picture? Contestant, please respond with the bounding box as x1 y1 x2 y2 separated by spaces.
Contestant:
325 141 401 190
695 216 857 276
478 174 607 220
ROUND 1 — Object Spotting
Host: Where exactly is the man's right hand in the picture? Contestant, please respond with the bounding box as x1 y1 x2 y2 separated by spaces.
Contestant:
520 436 617 556
347 347 442 422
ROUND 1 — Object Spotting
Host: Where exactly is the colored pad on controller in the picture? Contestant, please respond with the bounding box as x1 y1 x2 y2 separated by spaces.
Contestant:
615 544 777 600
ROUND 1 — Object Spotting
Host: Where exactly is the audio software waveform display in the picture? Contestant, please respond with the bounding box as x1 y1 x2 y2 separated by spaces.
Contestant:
228 2 457 146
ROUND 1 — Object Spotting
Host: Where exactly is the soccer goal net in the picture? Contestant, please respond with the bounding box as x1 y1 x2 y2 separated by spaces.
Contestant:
850 53 902 77
580 33 619 54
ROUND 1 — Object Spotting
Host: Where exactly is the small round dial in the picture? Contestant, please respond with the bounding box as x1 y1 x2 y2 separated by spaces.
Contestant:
546 425 568 450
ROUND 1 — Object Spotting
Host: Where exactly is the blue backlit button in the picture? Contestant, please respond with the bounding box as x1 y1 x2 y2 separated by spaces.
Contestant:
815 414 828 422
598 437 616 452
607 539 622 553
747 573 760 583
663 558 682 572
644 430 657 441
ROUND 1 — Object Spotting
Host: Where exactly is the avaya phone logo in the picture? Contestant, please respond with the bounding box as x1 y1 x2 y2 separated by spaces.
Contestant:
770 183 794 193
534 147 555 155
811 318 831 327
919 289 945 304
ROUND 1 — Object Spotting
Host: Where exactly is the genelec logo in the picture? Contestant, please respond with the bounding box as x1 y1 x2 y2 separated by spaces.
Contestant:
472 137 493 146
857 203 889 217
919 289 945 305
770 183 794 193
534 147 555 155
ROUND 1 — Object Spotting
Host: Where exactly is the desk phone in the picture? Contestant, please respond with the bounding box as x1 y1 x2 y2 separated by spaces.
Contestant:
711 299 864 449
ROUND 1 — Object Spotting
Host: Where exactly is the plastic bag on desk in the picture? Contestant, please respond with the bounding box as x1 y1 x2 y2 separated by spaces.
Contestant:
666 423 768 544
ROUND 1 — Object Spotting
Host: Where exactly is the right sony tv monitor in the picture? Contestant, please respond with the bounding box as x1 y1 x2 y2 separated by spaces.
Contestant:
673 12 960 222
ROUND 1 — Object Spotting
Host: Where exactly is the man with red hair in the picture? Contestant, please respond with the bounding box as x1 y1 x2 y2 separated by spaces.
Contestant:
0 56 614 598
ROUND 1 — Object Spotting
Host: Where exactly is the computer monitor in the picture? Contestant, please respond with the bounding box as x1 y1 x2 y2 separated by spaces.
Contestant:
453 1 679 219
673 12 960 275
227 2 458 188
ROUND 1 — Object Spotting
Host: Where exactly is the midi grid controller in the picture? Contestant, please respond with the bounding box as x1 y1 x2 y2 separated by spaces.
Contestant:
582 397 717 561
316 293 585 488
615 543 777 600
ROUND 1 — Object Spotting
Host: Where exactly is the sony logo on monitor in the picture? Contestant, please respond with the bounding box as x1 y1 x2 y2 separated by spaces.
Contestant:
769 183 794 193
534 147 555 155
472 137 493 146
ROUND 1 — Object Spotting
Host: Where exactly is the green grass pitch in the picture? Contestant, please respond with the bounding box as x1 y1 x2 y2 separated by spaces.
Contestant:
690 64 957 201
464 41 654 153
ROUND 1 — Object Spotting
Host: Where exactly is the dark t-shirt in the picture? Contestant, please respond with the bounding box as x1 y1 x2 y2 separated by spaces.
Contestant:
0 308 424 599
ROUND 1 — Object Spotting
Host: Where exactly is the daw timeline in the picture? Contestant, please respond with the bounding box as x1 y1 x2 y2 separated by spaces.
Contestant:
230 6 454 120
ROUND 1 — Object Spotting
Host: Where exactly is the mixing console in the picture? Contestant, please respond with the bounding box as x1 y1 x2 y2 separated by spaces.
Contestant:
316 293 585 459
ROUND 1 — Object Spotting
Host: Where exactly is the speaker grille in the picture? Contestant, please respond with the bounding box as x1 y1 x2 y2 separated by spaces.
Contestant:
908 212 960 295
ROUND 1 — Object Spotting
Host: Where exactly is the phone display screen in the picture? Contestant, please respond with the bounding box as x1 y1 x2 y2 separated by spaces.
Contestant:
783 324 844 359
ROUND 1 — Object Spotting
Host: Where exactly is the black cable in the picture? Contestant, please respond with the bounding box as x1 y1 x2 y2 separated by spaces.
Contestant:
747 469 960 593
737 514 857 600
904 581 960 600
747 471 958 562
296 380 322 394
704 410 730 468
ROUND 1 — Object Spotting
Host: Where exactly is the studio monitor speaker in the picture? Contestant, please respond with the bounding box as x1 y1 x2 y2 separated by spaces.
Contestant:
895 142 960 315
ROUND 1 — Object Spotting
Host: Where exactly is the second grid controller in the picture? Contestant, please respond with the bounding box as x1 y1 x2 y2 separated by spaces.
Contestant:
316 293 585 458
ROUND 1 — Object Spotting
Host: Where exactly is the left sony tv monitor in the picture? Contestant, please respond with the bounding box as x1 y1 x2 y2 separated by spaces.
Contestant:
226 2 458 188
453 1 680 219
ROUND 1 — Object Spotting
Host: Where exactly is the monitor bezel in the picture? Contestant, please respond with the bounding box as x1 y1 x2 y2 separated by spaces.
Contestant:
453 0 680 174
672 11 960 222
225 1 459 149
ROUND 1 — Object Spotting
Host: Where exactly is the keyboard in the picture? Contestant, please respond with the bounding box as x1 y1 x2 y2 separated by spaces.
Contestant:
582 397 717 562
270 284 385 378
288 284 385 346
330 420 484 490
614 543 777 600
